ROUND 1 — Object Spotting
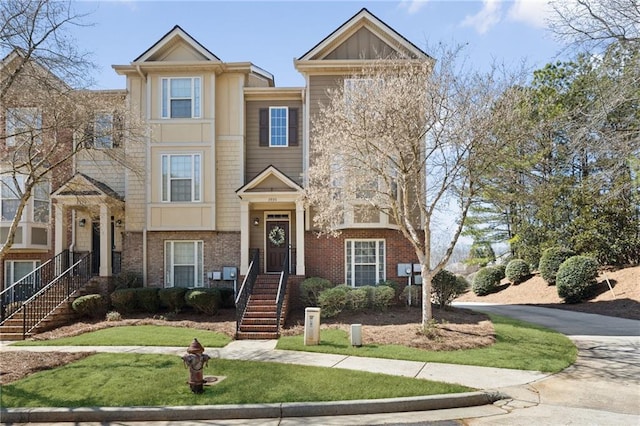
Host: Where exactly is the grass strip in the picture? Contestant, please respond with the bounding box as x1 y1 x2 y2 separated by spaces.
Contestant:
277 314 577 373
12 325 231 348
0 353 473 407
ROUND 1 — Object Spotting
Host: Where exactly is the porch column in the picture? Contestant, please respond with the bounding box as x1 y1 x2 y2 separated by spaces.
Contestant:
99 204 112 277
54 203 67 256
295 199 305 275
240 200 250 275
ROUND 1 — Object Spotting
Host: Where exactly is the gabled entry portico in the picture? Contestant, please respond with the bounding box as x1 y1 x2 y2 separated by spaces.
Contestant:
237 166 305 276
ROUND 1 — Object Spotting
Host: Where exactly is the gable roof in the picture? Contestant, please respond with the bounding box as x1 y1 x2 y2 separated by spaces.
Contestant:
237 165 303 197
52 173 123 201
297 8 430 61
133 25 221 63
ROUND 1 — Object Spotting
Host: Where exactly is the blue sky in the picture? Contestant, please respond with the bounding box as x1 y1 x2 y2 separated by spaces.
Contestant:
72 0 567 90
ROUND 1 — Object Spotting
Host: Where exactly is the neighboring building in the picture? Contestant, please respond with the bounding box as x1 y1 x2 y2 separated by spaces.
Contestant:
2 8 425 299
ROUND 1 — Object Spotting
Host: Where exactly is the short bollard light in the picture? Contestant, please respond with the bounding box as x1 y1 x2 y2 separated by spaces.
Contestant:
182 338 211 394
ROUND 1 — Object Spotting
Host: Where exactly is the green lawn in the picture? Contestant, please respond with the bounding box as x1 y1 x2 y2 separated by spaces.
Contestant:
0 353 473 408
277 314 577 373
13 325 231 348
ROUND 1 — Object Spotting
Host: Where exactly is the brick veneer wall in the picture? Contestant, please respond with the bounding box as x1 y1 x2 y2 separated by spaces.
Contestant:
304 228 419 285
144 231 240 288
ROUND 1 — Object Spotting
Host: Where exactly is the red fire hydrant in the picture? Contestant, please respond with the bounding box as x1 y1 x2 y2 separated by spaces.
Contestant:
182 338 211 394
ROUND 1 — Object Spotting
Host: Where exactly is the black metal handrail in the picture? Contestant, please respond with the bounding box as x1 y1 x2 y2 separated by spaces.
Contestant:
1 249 70 323
235 249 259 335
17 252 92 338
275 245 291 334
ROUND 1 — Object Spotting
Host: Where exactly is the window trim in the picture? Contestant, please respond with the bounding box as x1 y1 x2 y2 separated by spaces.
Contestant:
160 153 202 203
161 77 202 119
269 106 288 147
345 239 386 287
164 240 203 288
5 259 41 286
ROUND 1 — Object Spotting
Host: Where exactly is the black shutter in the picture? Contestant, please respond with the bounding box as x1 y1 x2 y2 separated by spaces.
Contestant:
288 108 298 146
259 108 269 146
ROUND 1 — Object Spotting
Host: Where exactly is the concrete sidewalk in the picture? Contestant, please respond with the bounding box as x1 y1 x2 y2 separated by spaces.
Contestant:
0 339 548 423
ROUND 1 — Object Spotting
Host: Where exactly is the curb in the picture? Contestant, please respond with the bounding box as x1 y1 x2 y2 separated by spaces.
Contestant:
0 391 504 423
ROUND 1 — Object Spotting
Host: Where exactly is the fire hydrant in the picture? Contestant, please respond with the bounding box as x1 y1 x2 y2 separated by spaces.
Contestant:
182 338 211 394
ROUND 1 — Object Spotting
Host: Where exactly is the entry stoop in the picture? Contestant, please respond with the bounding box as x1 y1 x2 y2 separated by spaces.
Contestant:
236 275 293 340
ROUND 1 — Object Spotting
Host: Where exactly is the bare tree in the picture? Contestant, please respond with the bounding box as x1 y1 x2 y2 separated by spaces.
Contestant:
1 1 141 260
549 0 640 49
306 46 523 326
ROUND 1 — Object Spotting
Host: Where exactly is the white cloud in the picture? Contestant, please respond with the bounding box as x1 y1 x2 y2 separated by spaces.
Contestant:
399 0 430 15
460 0 503 34
507 0 554 28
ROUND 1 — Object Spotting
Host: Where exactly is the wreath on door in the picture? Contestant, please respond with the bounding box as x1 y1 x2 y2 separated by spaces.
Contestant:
268 226 286 246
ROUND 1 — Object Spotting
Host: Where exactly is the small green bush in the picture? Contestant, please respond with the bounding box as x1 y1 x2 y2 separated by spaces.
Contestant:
318 285 349 318
472 266 503 296
505 259 531 284
110 288 138 313
72 294 108 319
219 287 236 308
134 288 160 313
539 247 575 285
300 277 333 307
114 271 143 290
105 311 122 321
158 287 187 312
400 285 422 306
185 288 221 315
494 264 506 280
345 288 367 311
556 256 599 304
371 285 395 310
431 270 469 308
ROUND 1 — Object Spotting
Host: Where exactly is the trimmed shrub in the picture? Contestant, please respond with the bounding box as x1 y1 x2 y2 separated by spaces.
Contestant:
300 277 333 307
135 288 160 313
185 288 221 315
494 264 506 280
158 287 187 312
540 247 575 285
72 294 108 319
114 271 143 290
505 259 531 284
372 285 395 310
400 285 422 306
105 311 122 321
431 270 469 308
345 288 367 312
472 266 503 296
219 287 236 308
556 256 599 304
318 285 349 318
110 288 138 313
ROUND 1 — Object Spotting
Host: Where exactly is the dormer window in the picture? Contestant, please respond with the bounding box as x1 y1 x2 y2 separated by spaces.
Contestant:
161 77 201 119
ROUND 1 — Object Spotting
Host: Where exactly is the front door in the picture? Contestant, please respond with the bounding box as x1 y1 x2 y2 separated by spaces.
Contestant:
266 220 289 273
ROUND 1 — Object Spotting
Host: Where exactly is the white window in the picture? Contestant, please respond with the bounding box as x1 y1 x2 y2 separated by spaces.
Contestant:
165 240 203 288
5 107 42 146
5 260 40 286
161 77 201 119
1 176 23 221
93 112 114 148
161 154 201 202
33 181 50 223
269 107 288 147
345 239 386 287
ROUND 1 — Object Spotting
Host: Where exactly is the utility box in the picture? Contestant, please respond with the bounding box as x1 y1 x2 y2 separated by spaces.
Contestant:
350 324 362 347
304 307 321 346
397 263 412 277
222 267 237 281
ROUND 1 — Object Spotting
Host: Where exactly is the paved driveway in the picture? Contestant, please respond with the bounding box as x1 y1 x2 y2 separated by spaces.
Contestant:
454 303 640 425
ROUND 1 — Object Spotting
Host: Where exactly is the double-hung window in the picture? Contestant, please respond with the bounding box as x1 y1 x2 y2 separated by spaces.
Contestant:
345 239 386 287
165 240 203 288
5 260 41 286
5 107 42 146
93 112 114 148
161 77 201 119
1 176 23 221
269 107 288 147
258 107 298 147
161 154 201 202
